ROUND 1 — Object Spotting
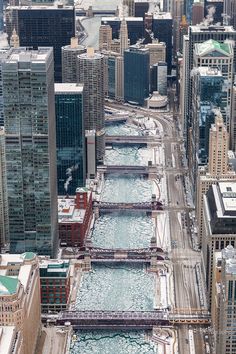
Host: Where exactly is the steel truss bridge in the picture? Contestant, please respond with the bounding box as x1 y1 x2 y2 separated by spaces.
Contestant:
105 135 161 145
44 310 210 329
97 164 160 175
84 246 165 262
94 201 163 212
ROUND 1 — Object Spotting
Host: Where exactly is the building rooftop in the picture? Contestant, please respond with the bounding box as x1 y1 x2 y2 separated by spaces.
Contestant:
39 259 70 277
218 182 236 213
58 190 91 224
7 5 74 10
55 83 84 94
102 16 143 22
4 47 52 64
0 275 19 295
190 25 236 33
153 12 172 20
197 66 222 77
195 39 232 56
222 245 236 275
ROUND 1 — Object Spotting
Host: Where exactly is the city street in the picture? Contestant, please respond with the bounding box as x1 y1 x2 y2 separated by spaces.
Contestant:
105 100 210 354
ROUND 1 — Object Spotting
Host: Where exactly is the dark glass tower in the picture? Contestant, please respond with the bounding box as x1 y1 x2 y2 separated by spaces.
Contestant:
152 13 173 74
6 5 75 82
124 45 150 106
55 83 85 195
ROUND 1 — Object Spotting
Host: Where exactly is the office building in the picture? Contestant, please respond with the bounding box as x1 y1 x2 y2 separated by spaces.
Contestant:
62 38 85 83
99 25 112 52
0 50 8 127
77 49 105 162
202 181 236 306
156 62 167 95
39 259 72 312
212 245 236 354
85 130 96 179
3 47 58 257
231 83 236 151
55 83 85 196
101 17 144 45
123 0 135 16
204 0 224 24
182 25 236 152
194 39 233 131
0 326 23 354
152 12 172 73
172 0 185 54
5 5 75 82
146 41 166 65
0 252 41 354
196 113 236 244
134 0 149 17
116 56 124 100
192 2 204 25
58 187 93 247
119 18 129 55
190 67 224 185
124 44 149 105
10 29 19 48
224 0 236 28
0 128 8 248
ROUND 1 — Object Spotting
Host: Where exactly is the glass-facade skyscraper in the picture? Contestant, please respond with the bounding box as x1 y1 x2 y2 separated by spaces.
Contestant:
124 45 150 106
3 47 58 257
55 83 85 195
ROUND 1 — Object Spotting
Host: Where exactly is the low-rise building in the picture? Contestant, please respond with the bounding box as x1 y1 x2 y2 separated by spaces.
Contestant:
58 187 93 247
0 252 41 354
39 259 71 313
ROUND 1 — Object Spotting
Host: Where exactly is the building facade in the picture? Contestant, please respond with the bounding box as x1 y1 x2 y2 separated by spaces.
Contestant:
124 45 150 105
99 25 112 52
202 182 236 307
62 38 85 83
77 49 105 163
58 187 93 247
3 47 58 257
39 259 71 312
212 245 236 354
0 127 8 248
55 83 85 196
6 5 75 82
0 252 41 354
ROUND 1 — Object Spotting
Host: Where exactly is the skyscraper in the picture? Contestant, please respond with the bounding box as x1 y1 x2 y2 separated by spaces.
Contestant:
62 37 85 83
202 181 236 306
55 83 85 195
124 44 150 105
212 245 236 354
119 18 129 55
190 67 224 185
152 12 173 74
123 0 135 16
3 47 58 257
0 127 8 249
208 113 229 175
77 48 105 162
146 41 166 66
196 112 236 244
99 25 112 52
6 5 75 82
182 25 236 151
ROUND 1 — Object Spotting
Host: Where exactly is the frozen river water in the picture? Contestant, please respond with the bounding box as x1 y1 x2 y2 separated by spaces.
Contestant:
75 262 155 311
70 330 157 354
91 212 154 249
72 121 158 353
